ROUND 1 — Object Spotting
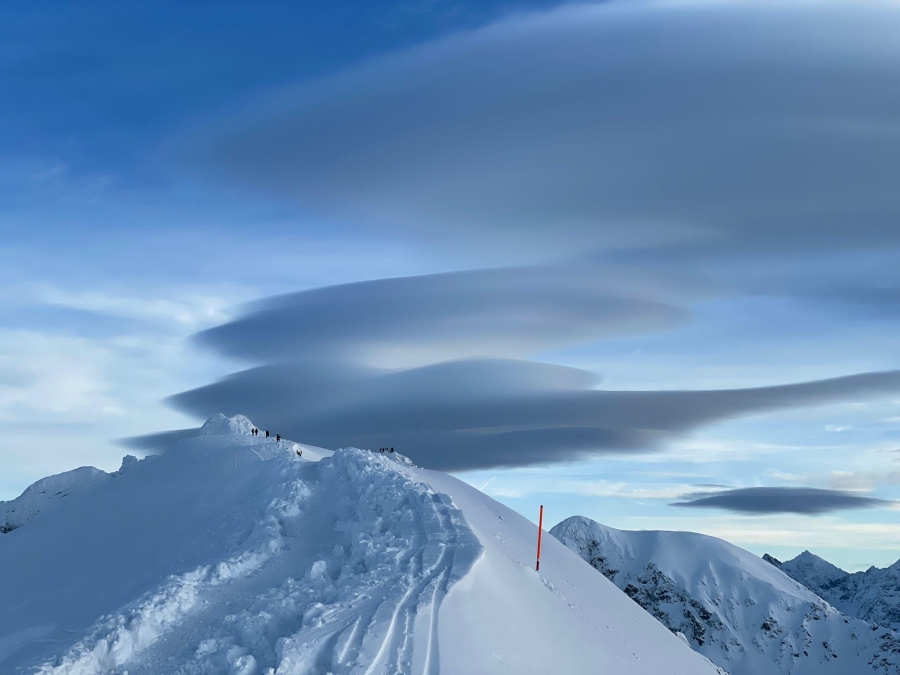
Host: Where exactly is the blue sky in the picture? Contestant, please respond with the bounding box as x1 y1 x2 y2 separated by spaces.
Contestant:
2 0 900 572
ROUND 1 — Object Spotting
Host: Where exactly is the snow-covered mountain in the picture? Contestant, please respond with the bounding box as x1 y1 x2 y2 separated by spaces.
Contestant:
777 551 849 590
0 415 252 535
766 550 900 632
551 516 900 675
1 465 111 534
0 415 722 675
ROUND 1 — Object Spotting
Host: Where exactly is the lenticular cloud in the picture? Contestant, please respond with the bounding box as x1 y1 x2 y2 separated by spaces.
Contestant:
208 1 900 261
125 267 900 471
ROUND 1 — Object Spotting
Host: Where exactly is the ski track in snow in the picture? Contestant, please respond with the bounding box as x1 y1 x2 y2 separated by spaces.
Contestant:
31 449 481 675
4 416 722 675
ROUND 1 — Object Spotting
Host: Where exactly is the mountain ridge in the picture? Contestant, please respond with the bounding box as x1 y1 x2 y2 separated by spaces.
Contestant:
766 549 900 632
551 515 900 675
0 415 721 675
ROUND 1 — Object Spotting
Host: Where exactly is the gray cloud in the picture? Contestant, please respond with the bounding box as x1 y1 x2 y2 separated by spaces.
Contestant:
195 265 696 366
131 268 900 471
119 428 198 452
146 3 900 473
154 353 900 470
672 487 895 515
206 2 900 261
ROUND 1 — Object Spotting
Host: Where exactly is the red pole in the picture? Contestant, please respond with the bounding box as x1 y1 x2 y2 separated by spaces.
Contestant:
536 504 544 572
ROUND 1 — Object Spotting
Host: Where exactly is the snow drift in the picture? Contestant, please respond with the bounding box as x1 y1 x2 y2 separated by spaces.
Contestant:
551 516 900 675
0 415 720 675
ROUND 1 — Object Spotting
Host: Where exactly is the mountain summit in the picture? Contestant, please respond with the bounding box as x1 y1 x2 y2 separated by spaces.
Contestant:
0 416 720 675
769 550 900 632
777 550 849 590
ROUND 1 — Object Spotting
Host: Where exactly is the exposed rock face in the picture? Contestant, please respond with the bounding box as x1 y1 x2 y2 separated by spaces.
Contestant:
552 516 900 675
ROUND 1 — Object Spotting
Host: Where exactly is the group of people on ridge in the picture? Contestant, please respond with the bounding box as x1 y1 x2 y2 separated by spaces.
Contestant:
379 447 394 454
250 425 300 457
250 427 280 442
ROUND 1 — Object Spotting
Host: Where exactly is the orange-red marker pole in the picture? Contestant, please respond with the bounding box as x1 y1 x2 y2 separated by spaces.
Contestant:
536 504 544 572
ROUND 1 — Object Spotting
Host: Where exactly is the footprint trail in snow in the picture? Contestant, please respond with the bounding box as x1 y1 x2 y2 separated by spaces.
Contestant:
36 449 481 675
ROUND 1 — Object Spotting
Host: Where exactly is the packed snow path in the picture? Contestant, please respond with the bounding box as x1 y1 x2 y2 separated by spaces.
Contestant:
0 416 722 675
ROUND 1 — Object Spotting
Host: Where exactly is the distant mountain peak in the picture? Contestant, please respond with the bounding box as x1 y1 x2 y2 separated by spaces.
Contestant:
552 515 900 675
779 550 848 589
776 550 900 633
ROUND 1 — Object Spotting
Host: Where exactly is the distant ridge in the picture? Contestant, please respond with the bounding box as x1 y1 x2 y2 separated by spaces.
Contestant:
552 515 900 675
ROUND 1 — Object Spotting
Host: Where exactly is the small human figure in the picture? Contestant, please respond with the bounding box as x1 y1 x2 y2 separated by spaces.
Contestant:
296 448 302 457
265 430 270 438
276 434 281 442
389 447 394 453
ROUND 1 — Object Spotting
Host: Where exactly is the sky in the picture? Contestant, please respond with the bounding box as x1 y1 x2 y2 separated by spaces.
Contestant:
2 0 900 572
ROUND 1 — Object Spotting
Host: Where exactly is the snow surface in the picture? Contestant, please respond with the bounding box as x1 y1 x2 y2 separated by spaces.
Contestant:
1 466 113 534
551 516 900 675
199 413 255 438
770 551 900 632
0 415 719 675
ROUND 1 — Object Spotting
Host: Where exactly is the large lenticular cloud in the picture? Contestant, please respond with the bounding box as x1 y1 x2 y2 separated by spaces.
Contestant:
194 266 696 367
673 487 895 515
134 2 900 472
207 1 900 260
123 268 900 471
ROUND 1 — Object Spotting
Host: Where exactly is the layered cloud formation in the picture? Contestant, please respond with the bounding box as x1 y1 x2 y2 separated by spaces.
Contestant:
208 1 900 261
122 268 900 471
127 2 900 515
193 266 696 366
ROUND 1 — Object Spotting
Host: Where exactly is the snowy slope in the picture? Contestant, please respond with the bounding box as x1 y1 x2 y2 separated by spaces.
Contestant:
551 516 900 675
1 465 112 534
768 551 900 632
0 415 721 675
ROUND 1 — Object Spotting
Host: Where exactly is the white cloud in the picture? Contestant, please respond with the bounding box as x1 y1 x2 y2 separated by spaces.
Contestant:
0 322 229 500
478 476 719 501
825 424 852 432
614 513 900 567
21 282 253 327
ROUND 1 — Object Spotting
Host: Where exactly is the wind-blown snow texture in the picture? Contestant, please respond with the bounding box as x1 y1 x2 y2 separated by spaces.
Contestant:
0 415 719 675
1 466 113 534
551 516 900 675
768 551 900 633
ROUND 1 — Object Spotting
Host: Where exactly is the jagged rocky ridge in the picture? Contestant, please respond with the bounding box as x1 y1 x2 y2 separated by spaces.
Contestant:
551 516 900 675
765 550 900 632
